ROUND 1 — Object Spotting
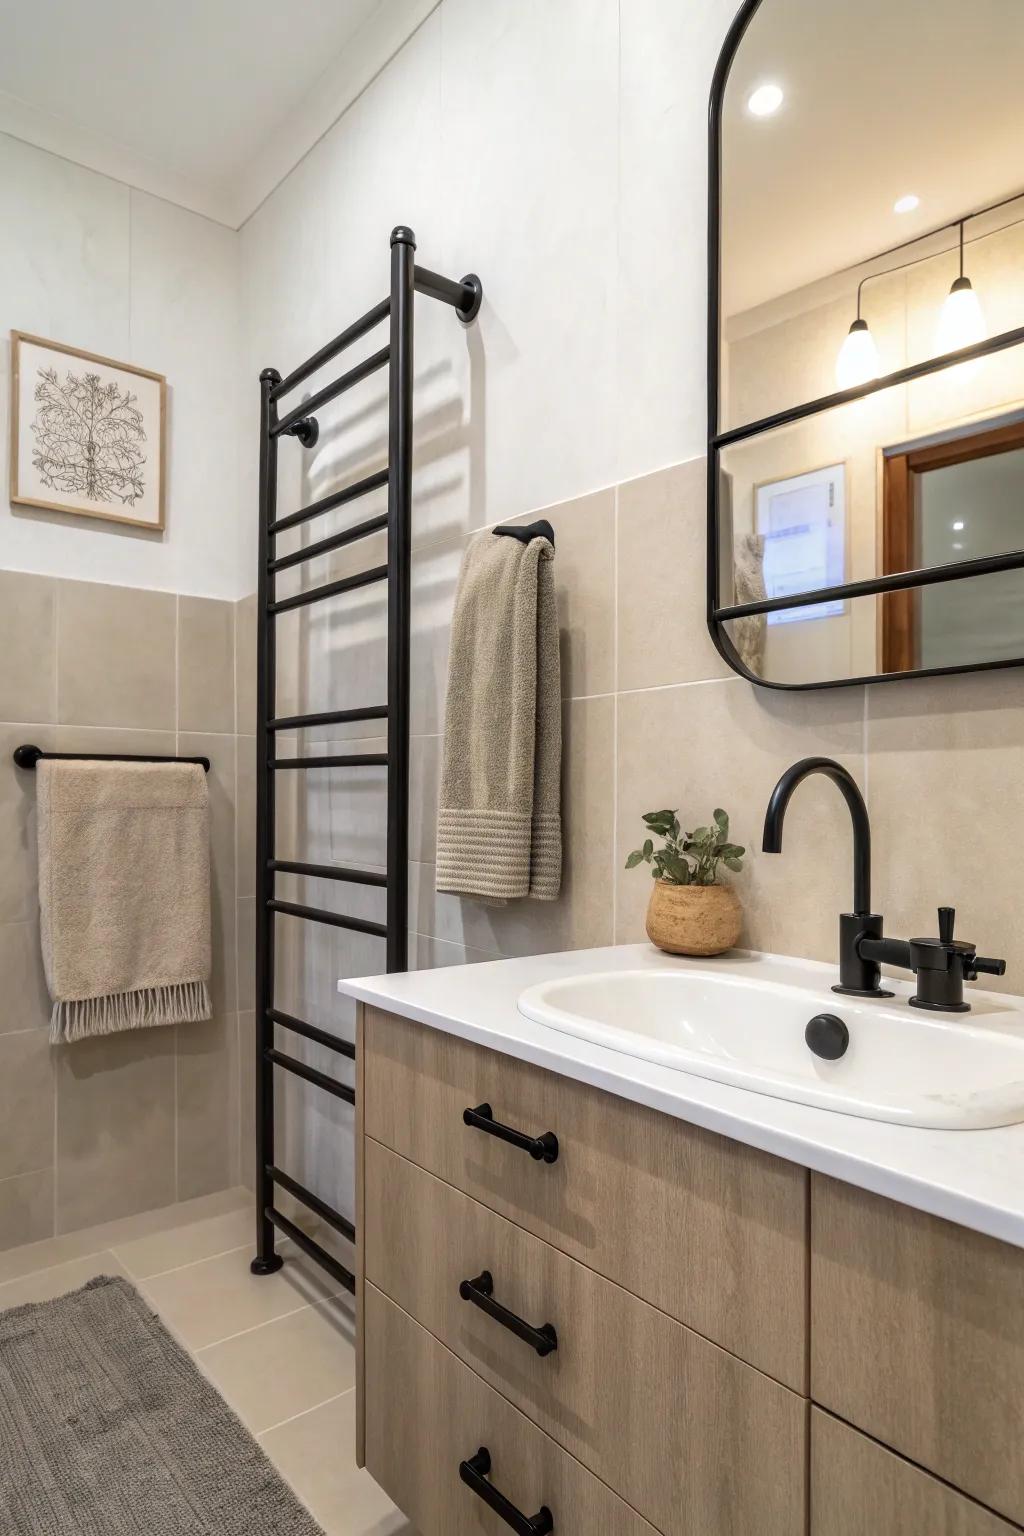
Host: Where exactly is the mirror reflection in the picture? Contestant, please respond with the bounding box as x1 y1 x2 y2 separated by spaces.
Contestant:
713 0 1024 686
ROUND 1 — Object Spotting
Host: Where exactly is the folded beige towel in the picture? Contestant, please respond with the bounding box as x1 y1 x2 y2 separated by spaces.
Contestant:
437 529 562 902
38 761 213 1044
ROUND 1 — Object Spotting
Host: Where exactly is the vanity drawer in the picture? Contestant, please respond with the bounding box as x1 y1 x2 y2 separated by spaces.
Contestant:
810 1409 1017 1535
364 1282 661 1536
811 1175 1024 1526
362 1005 807 1389
365 1137 806 1536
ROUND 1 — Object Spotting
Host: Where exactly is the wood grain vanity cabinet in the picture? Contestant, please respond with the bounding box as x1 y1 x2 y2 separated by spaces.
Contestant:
357 1007 1024 1535
811 1175 1024 1528
361 1004 808 1390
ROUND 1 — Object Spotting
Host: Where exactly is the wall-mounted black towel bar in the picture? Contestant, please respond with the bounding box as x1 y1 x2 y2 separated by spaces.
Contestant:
13 745 211 772
493 518 556 550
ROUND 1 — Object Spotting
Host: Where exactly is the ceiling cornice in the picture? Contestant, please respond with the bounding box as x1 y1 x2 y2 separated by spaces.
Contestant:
0 0 441 230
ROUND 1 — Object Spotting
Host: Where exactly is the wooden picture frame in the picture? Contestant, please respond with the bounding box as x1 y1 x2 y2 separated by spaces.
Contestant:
9 331 167 531
881 413 1024 671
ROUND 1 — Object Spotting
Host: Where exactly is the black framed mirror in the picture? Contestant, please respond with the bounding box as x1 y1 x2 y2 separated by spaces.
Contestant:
707 0 1024 689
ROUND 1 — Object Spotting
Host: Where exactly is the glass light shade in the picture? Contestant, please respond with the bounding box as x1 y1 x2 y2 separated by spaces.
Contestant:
935 276 986 353
835 318 881 388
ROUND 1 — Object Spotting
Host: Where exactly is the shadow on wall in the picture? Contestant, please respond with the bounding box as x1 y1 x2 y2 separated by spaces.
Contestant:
266 329 487 1219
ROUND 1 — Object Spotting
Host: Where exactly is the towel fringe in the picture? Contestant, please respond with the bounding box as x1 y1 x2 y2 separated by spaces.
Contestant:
50 980 212 1045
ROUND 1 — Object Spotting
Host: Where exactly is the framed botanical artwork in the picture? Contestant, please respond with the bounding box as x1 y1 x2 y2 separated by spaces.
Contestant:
9 331 166 530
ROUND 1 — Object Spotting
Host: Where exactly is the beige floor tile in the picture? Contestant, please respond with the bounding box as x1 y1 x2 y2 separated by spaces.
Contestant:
198 1295 356 1433
260 1391 414 1536
0 1250 127 1311
113 1199 255 1280
0 1186 252 1285
142 1241 342 1350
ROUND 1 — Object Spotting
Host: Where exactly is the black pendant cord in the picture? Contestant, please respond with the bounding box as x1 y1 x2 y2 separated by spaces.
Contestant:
250 227 481 1286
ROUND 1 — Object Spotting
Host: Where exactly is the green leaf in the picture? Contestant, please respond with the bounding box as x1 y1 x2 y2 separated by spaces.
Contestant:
642 839 653 860
670 816 681 840
724 857 743 872
660 850 691 884
713 808 729 834
642 809 676 830
625 850 644 869
690 826 711 844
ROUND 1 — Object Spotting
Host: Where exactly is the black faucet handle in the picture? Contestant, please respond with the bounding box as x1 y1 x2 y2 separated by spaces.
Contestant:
967 954 1007 979
937 906 956 944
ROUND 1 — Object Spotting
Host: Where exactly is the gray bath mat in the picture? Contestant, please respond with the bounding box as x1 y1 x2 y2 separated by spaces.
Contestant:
0 1274 325 1534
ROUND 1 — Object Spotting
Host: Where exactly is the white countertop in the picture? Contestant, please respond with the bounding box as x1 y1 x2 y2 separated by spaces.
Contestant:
339 942 1024 1251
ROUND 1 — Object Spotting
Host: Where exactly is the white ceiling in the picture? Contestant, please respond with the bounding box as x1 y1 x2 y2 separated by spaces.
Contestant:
722 0 1024 317
0 0 437 227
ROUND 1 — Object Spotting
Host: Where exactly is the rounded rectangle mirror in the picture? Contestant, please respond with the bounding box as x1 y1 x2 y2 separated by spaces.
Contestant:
708 0 1024 688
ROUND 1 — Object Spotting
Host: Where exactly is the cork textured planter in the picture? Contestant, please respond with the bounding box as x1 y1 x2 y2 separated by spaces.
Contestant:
645 881 742 957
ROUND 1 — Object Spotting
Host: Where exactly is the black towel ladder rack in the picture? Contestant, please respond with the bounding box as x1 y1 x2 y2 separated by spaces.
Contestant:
252 227 482 1289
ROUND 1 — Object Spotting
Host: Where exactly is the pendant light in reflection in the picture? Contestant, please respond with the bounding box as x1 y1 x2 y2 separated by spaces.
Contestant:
935 220 986 353
836 281 881 389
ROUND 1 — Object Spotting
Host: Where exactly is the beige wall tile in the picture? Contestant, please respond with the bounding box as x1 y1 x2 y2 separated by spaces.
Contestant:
179 733 236 1014
176 1014 238 1201
0 1169 54 1253
3 722 56 924
238 1011 255 1192
0 921 51 1034
0 1189 249 1287
504 488 616 698
235 594 257 735
868 670 1024 995
617 457 731 691
0 1029 54 1180
0 571 57 723
179 596 234 734
237 901 255 1014
236 734 256 899
409 734 439 863
57 580 176 729
615 678 866 963
56 1026 176 1233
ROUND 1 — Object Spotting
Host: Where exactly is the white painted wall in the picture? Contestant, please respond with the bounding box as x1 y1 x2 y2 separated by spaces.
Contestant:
0 133 244 597
238 0 738 579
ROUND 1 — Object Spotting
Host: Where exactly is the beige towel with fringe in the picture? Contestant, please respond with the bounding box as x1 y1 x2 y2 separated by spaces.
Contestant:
38 761 212 1044
437 529 562 902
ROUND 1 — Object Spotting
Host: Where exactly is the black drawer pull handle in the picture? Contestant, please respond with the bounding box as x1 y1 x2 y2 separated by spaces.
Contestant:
459 1447 553 1535
459 1271 558 1357
463 1103 559 1163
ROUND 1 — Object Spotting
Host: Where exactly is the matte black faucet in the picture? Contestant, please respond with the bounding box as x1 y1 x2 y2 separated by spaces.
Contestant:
762 756 1006 1011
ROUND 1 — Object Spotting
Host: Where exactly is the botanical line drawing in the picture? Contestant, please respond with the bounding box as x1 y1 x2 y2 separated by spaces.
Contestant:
30 366 148 505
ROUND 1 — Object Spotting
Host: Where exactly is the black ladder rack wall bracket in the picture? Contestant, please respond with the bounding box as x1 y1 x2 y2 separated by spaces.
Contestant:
251 226 482 1285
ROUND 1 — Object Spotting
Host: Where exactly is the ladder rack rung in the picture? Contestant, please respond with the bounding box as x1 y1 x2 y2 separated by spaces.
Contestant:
268 1008 357 1058
268 899 388 938
268 705 388 731
270 859 387 888
266 1165 356 1243
269 513 388 574
266 1207 355 1294
269 468 389 537
273 753 387 770
266 1047 355 1103
270 565 387 615
271 297 390 401
272 345 390 438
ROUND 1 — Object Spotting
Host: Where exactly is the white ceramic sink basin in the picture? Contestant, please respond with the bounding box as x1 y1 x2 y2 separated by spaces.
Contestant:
517 967 1024 1128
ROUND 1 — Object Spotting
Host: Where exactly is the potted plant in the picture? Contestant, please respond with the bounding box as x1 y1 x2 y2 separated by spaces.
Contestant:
625 808 745 956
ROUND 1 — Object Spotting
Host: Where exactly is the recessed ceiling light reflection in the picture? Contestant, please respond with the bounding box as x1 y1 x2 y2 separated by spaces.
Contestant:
894 194 920 214
748 83 784 117
952 520 964 531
